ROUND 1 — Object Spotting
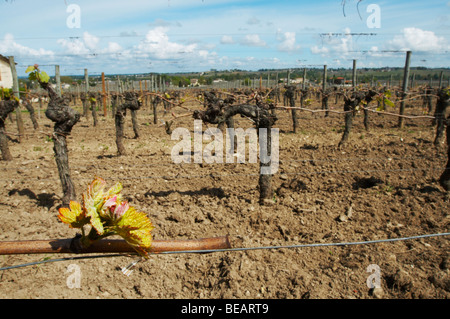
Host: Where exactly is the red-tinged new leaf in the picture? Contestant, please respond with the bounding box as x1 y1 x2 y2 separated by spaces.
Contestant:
82 192 104 235
58 201 89 228
111 207 154 257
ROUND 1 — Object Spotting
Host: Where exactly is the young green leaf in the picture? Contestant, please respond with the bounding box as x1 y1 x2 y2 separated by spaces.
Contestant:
384 98 395 108
39 71 50 83
376 104 385 112
28 72 37 81
25 65 35 73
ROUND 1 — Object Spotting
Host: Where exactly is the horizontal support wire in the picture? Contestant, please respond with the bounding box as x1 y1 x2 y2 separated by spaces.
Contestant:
0 155 446 172
1 232 449 271
0 167 447 183
274 106 437 119
0 254 128 271
92 167 449 181
157 232 450 255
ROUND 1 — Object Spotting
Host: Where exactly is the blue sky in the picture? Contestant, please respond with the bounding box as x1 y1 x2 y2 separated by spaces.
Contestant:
0 0 449 76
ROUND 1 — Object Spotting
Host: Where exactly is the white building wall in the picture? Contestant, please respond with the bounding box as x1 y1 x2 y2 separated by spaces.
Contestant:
0 59 13 89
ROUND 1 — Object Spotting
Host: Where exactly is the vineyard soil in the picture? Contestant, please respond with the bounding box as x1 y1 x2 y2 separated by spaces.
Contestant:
0 98 449 299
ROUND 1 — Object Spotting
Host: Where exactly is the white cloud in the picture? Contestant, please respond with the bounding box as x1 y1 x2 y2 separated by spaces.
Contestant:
388 27 449 52
119 31 139 37
277 31 300 52
365 46 395 58
148 19 181 28
132 27 218 69
240 34 266 47
136 27 198 60
310 27 354 56
105 42 123 54
57 32 122 56
198 50 209 59
57 38 90 55
311 45 329 54
0 33 54 57
54 27 220 72
332 27 353 55
83 32 100 50
220 35 234 44
247 16 261 25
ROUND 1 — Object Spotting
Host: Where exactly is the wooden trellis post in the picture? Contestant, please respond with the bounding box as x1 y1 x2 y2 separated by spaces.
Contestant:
84 68 89 110
352 59 357 90
55 65 62 98
107 80 110 110
439 71 444 89
85 69 90 91
398 51 412 128
8 56 24 142
439 112 450 192
322 65 329 116
302 68 306 90
102 72 107 117
38 89 42 120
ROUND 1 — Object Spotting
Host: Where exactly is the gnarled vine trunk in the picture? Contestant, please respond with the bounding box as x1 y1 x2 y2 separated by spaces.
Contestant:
111 93 119 119
80 93 88 118
152 95 161 124
0 99 18 161
338 90 377 149
437 91 450 193
423 86 433 114
115 103 127 156
434 89 449 146
115 92 142 155
439 116 450 192
300 88 308 109
131 109 140 139
194 92 277 204
23 99 39 130
89 93 98 127
284 85 297 132
40 82 80 207
322 89 330 117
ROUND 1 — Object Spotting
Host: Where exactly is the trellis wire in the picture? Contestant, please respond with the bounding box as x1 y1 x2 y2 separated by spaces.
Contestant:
1 232 448 272
86 166 449 181
0 254 128 271
274 106 437 119
0 154 446 172
2 95 443 140
0 166 447 184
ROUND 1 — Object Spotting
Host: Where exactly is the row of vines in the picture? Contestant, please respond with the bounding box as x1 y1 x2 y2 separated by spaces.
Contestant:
1 65 449 212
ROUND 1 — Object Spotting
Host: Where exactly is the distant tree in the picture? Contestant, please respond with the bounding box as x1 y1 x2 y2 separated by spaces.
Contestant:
60 76 74 84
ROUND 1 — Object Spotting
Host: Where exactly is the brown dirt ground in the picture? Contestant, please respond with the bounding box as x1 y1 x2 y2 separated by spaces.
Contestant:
0 94 449 300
